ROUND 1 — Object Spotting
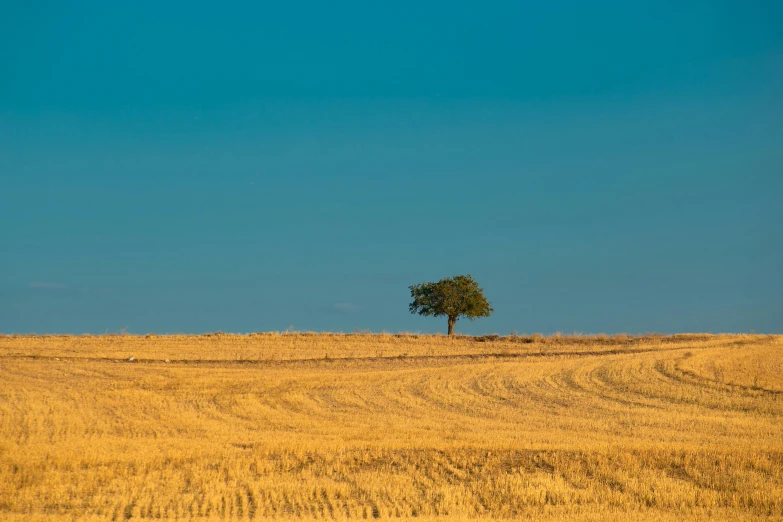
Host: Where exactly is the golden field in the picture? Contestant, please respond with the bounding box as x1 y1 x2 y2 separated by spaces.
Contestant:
0 332 781 521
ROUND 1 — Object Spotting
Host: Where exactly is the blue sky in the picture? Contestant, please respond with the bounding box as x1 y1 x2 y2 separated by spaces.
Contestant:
1 1 781 334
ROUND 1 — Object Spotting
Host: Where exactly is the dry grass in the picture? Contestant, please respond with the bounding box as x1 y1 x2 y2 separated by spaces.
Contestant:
0 333 781 521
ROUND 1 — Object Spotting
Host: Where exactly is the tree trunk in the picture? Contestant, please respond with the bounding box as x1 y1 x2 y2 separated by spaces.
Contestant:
447 316 456 336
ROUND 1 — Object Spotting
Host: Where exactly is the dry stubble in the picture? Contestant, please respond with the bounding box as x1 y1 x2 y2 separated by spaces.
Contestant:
0 333 781 520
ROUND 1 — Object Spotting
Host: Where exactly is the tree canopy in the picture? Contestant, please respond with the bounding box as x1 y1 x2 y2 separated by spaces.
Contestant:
408 274 493 335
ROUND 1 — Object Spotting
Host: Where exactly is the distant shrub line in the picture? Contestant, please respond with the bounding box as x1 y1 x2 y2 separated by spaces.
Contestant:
0 331 774 345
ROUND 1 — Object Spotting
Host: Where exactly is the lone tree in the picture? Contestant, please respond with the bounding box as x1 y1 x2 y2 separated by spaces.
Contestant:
409 274 493 335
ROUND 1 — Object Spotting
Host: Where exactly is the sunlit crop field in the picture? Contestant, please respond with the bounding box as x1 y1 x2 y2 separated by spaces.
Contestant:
1 333 781 521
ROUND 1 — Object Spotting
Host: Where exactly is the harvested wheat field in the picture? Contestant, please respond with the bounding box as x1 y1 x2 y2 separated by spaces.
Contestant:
0 333 781 521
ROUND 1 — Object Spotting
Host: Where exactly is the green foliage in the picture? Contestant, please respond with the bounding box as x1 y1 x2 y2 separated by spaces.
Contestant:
409 274 493 335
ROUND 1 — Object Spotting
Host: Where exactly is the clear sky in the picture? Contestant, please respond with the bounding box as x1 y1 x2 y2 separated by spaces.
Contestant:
1 1 781 335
